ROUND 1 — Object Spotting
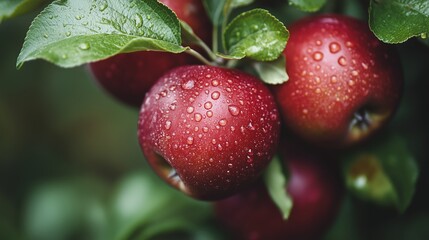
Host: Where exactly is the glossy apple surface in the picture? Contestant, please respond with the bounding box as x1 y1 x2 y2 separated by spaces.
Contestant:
138 65 280 200
274 14 403 147
89 0 211 107
215 146 343 240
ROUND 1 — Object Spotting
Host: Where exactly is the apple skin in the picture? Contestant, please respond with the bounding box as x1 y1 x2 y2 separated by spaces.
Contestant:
89 0 211 107
273 14 403 147
138 65 280 200
214 145 343 240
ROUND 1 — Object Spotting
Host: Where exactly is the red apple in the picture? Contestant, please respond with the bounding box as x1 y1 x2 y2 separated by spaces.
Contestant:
274 14 403 147
138 65 280 200
89 0 212 107
215 145 343 240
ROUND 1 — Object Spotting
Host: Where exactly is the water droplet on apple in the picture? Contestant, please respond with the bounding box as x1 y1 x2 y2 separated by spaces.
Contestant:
338 56 347 66
316 40 322 46
207 111 213 118
351 70 359 76
165 120 172 130
228 163 233 168
348 80 355 86
219 119 227 126
313 52 324 61
211 79 219 86
202 126 209 133
194 113 202 122
187 136 194 145
204 101 213 110
187 106 194 114
211 91 220 100
329 42 341 53
181 80 195 90
228 105 240 116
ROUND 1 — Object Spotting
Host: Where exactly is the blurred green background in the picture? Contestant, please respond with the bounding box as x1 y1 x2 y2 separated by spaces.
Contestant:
1 1 429 240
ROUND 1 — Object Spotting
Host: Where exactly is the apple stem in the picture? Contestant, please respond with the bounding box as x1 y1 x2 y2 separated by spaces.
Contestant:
196 39 219 62
186 49 215 66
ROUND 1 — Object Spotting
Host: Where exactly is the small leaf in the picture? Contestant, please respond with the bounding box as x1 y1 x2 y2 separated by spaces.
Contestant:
369 0 429 43
17 0 185 68
223 9 289 61
253 55 289 85
344 135 419 212
263 155 293 219
203 0 227 26
0 0 48 23
289 0 327 12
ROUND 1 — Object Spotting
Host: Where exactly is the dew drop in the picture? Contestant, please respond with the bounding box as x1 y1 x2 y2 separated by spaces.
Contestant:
165 120 172 130
316 40 322 46
303 109 309 114
134 14 143 28
204 101 213 110
217 144 223 151
169 103 177 111
361 62 369 70
187 106 194 114
187 136 194 145
211 79 219 86
348 80 355 86
346 41 353 47
228 163 233 168
211 91 220 100
202 126 209 133
351 70 359 76
181 80 195 90
313 52 324 61
338 56 347 66
329 42 341 53
219 119 227 126
99 3 108 11
228 105 240 116
315 88 321 94
194 113 202 122
207 111 213 118
331 75 338 83
209 158 214 163
79 43 90 50
75 15 82 20
65 31 71 37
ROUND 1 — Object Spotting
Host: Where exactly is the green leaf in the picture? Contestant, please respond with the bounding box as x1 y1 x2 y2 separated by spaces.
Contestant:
223 9 289 61
0 0 48 23
203 0 227 26
288 0 327 12
263 155 293 219
253 55 289 85
369 0 429 44
17 0 185 68
344 135 419 212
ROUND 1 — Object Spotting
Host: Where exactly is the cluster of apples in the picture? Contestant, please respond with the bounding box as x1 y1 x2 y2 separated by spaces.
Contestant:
89 0 403 239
